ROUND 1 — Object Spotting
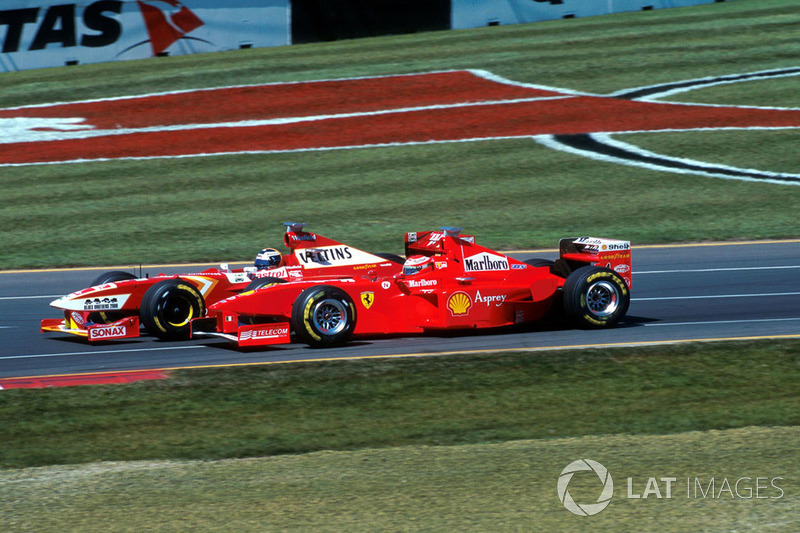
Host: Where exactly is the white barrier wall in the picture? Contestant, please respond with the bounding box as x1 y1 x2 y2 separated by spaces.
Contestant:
452 0 724 29
0 0 290 72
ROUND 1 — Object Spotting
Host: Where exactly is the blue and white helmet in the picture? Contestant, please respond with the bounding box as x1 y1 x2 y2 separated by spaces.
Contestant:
254 248 283 270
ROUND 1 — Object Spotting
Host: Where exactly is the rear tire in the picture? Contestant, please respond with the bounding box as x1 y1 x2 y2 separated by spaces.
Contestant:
291 285 357 347
140 279 205 340
524 258 554 270
375 253 405 264
243 276 286 292
562 266 629 328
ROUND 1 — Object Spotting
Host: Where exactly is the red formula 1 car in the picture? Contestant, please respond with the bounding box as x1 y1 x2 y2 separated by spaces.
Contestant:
194 228 632 348
40 223 403 343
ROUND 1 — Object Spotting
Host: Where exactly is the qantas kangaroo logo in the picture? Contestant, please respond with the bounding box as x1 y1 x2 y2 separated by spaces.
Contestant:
135 0 204 56
0 67 798 184
0 1 205 57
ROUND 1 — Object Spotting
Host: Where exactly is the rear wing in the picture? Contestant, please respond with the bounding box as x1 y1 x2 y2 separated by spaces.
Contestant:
404 227 475 257
558 237 632 288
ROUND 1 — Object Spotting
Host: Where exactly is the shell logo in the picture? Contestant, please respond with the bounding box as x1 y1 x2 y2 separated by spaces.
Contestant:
447 292 472 316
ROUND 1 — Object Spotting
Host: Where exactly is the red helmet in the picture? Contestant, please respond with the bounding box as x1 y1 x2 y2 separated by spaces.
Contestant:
403 255 434 276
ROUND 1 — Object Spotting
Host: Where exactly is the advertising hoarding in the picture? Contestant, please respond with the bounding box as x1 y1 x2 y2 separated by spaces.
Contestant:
0 0 289 72
452 0 724 29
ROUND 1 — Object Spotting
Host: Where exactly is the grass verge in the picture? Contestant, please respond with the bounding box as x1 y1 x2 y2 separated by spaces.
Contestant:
1 427 797 531
2 340 798 469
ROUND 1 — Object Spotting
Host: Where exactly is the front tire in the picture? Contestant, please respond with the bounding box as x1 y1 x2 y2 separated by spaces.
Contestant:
562 266 629 328
291 285 357 347
88 270 137 324
240 277 287 325
140 279 205 340
90 270 136 286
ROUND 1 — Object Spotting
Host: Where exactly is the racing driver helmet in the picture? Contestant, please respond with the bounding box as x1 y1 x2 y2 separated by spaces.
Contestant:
403 255 434 276
254 248 284 270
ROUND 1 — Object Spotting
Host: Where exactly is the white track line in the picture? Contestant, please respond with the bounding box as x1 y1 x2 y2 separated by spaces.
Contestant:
633 292 800 302
0 345 208 361
645 317 800 327
0 295 61 301
637 265 800 275
535 133 800 187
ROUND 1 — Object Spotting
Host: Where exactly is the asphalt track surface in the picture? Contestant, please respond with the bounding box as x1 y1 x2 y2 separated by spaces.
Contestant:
2 241 800 380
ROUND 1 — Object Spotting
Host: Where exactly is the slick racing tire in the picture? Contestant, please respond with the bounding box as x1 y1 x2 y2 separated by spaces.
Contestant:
140 279 205 340
291 285 357 348
375 253 405 264
524 258 555 269
240 277 286 325
562 266 630 329
243 276 286 293
87 270 137 324
90 270 137 286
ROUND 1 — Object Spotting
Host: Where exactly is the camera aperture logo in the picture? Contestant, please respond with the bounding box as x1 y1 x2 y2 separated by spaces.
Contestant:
558 460 786 517
557 459 614 516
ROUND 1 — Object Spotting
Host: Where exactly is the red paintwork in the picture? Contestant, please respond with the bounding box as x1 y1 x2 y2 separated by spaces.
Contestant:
203 229 633 347
41 227 402 342
0 370 168 389
4 70 800 166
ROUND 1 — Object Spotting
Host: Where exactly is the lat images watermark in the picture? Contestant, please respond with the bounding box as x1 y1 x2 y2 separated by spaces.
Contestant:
557 459 614 516
557 459 786 516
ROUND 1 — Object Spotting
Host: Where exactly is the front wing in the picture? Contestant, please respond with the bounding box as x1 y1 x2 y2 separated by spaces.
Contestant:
191 319 292 347
41 314 141 342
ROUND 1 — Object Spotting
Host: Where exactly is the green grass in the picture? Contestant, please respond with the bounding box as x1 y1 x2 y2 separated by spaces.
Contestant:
8 140 799 269
1 341 799 530
2 427 798 532
2 341 799 469
1 0 800 269
669 75 800 108
625 130 800 175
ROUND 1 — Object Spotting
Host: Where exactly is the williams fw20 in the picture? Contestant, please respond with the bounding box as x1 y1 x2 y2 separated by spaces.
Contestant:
41 223 403 343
